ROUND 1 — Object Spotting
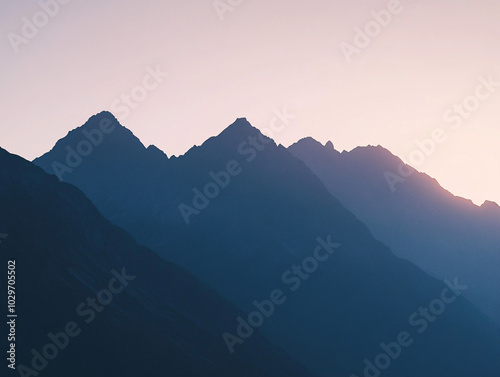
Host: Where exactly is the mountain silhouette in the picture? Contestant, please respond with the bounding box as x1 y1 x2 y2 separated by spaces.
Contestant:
34 112 500 377
289 137 500 326
0 146 314 377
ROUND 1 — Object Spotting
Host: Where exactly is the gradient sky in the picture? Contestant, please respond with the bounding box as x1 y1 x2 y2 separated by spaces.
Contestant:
1 0 499 205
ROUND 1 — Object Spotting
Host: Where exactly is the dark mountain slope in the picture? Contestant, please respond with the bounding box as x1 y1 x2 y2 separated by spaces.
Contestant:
0 147 313 377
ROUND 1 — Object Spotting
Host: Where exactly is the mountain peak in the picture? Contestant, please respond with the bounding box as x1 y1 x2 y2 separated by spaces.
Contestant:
481 200 500 210
289 137 323 151
88 110 119 123
214 117 271 145
221 117 257 135
348 144 397 162
294 136 322 147
146 144 170 163
33 111 147 181
325 140 335 150
289 137 340 157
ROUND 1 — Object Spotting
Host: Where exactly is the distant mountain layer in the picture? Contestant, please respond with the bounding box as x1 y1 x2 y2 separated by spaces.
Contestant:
288 137 500 325
0 147 314 377
34 112 500 377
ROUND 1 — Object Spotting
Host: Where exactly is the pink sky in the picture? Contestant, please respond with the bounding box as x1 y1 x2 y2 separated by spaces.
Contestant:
1 0 499 205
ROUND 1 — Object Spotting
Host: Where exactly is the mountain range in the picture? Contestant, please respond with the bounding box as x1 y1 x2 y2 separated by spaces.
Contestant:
288 137 500 326
0 147 314 377
30 111 500 377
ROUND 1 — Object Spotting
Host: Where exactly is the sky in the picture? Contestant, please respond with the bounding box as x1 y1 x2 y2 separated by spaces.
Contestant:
1 0 499 205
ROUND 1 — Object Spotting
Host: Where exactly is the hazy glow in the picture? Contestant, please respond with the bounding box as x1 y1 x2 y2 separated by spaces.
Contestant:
1 0 499 205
